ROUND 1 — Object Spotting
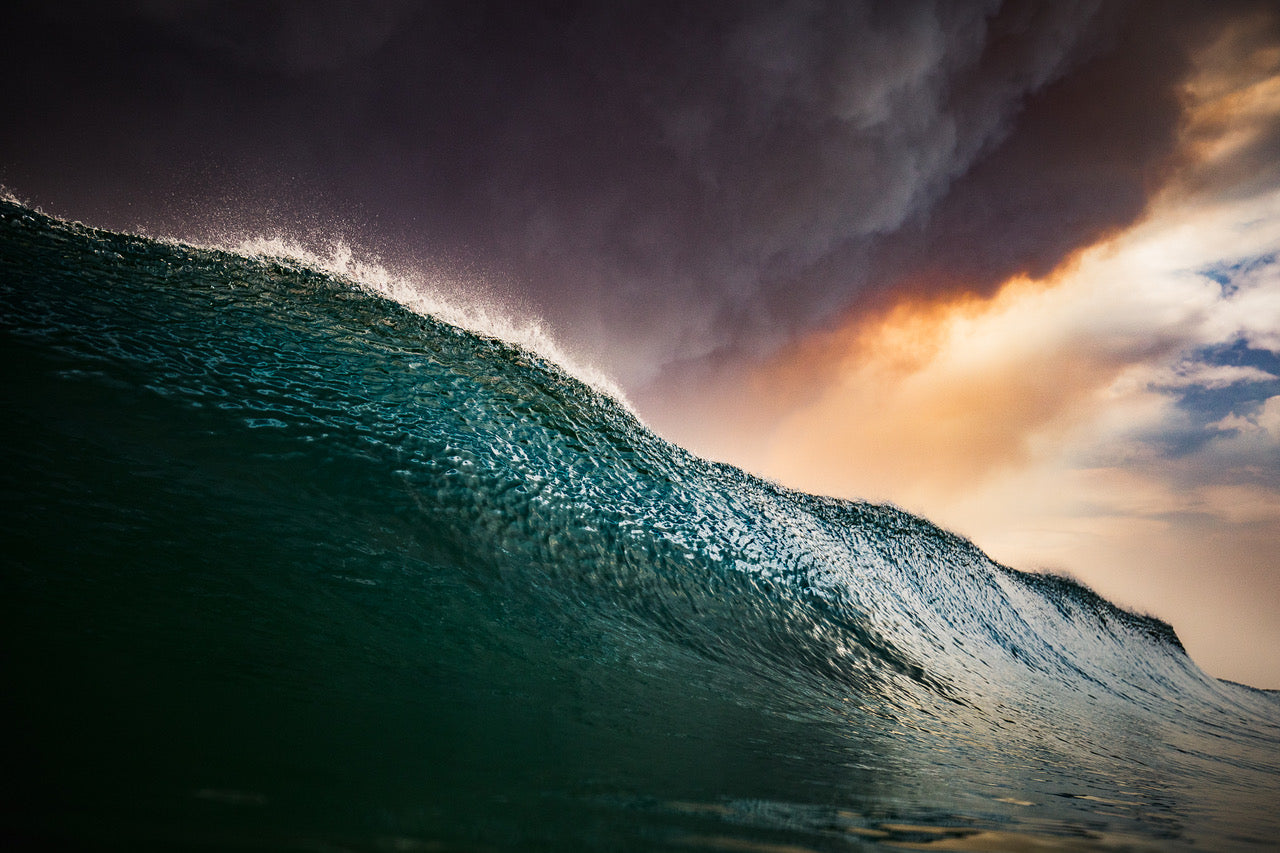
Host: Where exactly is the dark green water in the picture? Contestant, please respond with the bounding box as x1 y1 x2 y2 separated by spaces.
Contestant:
2 197 1278 850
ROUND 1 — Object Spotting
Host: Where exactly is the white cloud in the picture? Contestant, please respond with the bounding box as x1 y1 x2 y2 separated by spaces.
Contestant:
1214 261 1280 353
1213 394 1280 437
1147 362 1277 390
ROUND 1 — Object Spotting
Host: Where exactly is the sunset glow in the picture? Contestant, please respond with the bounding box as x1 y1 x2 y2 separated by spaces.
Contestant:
662 29 1280 685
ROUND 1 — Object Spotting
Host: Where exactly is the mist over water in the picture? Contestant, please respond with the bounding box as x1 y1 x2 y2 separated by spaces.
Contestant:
2 198 1278 850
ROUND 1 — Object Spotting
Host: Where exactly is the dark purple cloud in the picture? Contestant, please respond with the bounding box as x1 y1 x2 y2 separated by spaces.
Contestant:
1 0 1266 386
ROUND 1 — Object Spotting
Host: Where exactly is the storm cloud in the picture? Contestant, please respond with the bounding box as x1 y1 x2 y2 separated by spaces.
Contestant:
0 1 1263 383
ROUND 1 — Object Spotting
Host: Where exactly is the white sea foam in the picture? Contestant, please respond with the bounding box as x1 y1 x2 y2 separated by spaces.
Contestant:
213 233 632 410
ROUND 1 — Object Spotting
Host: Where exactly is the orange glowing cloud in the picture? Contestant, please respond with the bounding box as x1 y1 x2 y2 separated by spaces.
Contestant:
746 11 1280 509
1176 10 1280 201
755 273 1158 505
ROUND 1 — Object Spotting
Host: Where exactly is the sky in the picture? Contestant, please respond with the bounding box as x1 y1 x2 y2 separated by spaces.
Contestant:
2 1 1278 687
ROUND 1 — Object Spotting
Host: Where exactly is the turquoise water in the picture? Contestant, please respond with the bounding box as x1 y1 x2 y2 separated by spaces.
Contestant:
2 197 1278 850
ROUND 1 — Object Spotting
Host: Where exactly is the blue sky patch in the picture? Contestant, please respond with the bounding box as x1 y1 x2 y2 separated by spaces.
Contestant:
1149 341 1280 457
1197 253 1277 297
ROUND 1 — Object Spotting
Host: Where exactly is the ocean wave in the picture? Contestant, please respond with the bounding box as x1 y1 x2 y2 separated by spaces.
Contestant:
2 196 1277 850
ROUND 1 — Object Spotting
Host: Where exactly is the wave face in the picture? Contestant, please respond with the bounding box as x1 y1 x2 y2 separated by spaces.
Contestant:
2 197 1278 851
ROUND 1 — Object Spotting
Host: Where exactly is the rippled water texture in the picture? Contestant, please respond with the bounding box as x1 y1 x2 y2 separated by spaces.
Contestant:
2 199 1278 850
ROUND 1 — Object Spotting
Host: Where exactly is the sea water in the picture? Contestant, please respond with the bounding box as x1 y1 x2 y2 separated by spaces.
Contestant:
2 197 1277 850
